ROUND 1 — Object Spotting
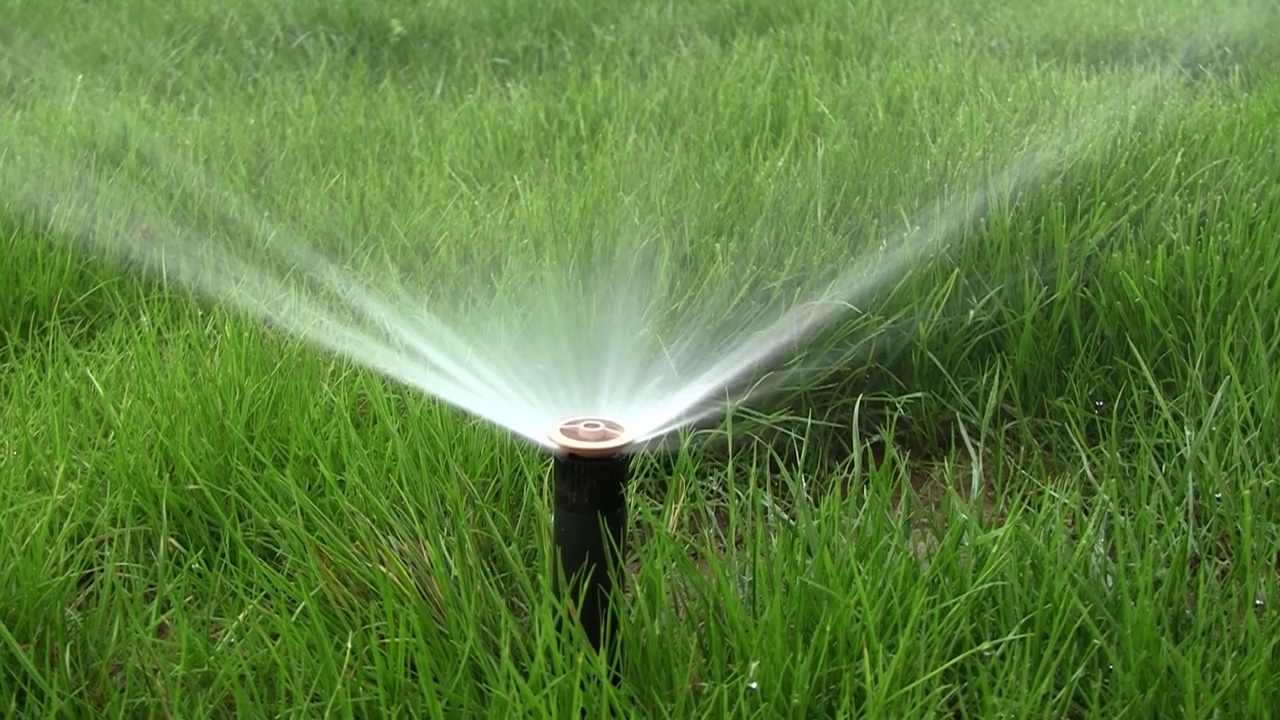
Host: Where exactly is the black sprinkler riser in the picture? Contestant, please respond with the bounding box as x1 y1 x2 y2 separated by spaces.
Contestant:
552 450 630 683
553 451 628 515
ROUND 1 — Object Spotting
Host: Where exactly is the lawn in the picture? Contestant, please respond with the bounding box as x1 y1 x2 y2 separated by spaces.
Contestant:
3 0 1280 716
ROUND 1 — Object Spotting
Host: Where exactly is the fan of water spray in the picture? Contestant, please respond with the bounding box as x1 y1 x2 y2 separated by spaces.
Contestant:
2 7 1262 461
0 74 1170 455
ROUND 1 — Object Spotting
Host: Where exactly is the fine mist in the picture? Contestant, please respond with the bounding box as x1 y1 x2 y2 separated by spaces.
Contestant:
0 7 1263 452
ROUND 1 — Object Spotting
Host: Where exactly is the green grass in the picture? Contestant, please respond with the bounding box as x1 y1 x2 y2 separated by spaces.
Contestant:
3 0 1280 716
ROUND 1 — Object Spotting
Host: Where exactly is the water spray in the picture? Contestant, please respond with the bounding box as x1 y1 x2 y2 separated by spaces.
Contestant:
548 417 633 682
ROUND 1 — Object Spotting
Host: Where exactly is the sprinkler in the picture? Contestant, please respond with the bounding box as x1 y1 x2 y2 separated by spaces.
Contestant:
548 417 633 682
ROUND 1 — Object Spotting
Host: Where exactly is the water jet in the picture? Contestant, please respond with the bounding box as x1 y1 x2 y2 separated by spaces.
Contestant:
548 417 633 682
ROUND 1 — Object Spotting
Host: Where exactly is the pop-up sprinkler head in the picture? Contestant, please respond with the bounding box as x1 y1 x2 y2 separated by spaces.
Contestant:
548 417 633 457
548 417 632 685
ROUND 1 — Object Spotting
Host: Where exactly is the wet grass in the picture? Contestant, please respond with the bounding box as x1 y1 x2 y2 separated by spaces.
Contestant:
3 0 1280 716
